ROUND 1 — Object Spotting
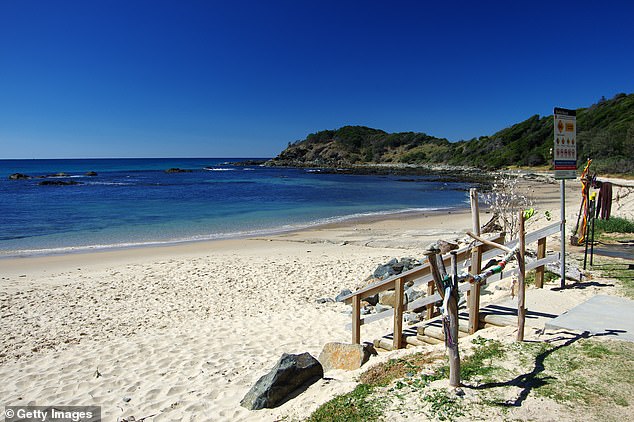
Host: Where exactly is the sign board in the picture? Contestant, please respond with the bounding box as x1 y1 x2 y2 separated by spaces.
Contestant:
553 107 577 179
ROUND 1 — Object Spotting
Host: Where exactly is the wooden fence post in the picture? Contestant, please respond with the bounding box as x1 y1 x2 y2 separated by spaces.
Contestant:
393 278 405 349
534 237 547 288
352 294 361 344
469 188 482 334
517 212 526 342
426 280 435 320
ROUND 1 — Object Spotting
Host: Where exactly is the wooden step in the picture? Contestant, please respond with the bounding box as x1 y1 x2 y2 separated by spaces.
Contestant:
416 335 443 345
417 323 469 341
404 335 426 347
480 313 516 327
374 338 395 351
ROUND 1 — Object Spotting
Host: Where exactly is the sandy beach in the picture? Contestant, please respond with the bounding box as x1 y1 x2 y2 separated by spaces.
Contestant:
1 175 632 421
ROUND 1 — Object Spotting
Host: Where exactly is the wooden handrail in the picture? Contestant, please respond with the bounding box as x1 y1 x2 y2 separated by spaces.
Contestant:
341 232 505 304
347 221 562 346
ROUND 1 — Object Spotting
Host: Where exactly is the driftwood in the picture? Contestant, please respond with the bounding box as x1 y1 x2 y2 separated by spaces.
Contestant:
425 247 461 388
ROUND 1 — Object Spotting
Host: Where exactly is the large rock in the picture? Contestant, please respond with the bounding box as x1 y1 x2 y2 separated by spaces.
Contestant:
435 240 459 254
379 290 408 308
373 263 396 280
240 353 323 410
335 288 352 302
165 168 192 173
38 180 81 186
9 173 30 180
318 342 374 371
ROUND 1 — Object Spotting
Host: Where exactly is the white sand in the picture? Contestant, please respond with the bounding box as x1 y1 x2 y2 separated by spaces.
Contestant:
1 175 632 421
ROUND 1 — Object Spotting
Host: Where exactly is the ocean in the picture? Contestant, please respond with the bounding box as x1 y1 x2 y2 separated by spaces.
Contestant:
0 158 475 257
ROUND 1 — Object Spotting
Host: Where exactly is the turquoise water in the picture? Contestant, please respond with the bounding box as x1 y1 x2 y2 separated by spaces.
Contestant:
0 158 474 256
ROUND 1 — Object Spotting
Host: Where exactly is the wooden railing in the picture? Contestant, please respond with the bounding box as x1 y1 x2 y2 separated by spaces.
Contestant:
342 221 560 349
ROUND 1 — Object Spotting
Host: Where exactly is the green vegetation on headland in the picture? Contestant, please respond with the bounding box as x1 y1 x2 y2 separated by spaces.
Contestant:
269 93 634 174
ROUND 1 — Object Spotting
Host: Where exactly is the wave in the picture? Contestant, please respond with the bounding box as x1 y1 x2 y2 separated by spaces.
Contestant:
85 181 133 186
204 167 235 171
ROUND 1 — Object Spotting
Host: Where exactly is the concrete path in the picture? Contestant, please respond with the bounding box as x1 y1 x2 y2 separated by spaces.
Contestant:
545 295 634 342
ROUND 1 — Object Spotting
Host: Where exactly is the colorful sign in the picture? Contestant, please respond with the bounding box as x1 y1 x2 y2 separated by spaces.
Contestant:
553 107 577 179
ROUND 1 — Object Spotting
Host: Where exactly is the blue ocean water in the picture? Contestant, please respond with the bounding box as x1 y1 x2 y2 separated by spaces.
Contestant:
0 158 474 257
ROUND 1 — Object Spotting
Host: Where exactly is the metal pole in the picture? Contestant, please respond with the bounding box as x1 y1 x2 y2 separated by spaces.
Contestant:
560 179 566 289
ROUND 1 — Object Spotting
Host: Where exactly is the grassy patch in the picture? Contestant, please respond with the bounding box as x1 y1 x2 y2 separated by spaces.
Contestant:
520 338 634 412
460 337 506 382
594 217 634 234
524 269 559 286
359 351 442 387
592 259 634 299
305 384 383 422
306 335 633 421
422 389 464 421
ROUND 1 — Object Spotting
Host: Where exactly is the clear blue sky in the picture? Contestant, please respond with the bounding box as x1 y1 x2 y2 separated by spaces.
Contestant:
1 0 633 158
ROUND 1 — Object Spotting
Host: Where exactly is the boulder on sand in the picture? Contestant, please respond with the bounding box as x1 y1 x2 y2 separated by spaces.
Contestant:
318 342 375 371
240 352 323 410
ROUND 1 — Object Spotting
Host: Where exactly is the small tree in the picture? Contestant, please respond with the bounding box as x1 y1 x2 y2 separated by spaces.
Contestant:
483 172 534 240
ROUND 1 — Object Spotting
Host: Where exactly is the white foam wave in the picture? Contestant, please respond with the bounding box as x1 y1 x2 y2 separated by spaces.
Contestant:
204 168 235 171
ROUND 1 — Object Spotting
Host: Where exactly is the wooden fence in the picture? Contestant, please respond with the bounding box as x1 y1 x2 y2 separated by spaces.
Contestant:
342 221 560 350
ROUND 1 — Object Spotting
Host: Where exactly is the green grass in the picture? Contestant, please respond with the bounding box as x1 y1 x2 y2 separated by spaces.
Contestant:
422 389 464 421
590 257 634 299
525 269 559 286
305 334 634 421
594 217 634 234
531 338 634 409
305 384 383 422
460 337 506 382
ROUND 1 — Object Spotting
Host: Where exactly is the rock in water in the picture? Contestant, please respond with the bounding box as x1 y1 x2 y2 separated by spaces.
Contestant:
240 353 323 410
318 342 374 371
38 180 81 186
9 173 30 180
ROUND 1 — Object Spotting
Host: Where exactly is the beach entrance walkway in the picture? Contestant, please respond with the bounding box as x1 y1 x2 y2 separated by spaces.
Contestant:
545 295 634 342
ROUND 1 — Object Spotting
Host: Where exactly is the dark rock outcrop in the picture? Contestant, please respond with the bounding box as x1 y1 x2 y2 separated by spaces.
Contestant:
9 173 30 180
240 353 323 410
165 168 192 173
38 180 81 186
85 171 98 176
335 288 352 302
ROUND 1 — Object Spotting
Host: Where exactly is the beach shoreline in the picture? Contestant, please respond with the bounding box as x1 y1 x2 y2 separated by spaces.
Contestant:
0 205 467 261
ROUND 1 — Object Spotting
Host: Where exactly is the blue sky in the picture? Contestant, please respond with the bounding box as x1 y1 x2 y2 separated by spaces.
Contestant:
1 0 633 158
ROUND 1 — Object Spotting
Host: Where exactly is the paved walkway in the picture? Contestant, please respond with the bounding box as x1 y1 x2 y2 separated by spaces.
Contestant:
545 295 634 342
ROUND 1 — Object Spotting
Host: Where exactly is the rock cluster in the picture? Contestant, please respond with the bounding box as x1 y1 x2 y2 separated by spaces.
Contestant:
328 256 428 321
165 168 193 173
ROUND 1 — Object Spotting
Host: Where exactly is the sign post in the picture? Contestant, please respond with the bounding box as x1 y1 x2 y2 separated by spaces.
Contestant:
553 107 577 289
